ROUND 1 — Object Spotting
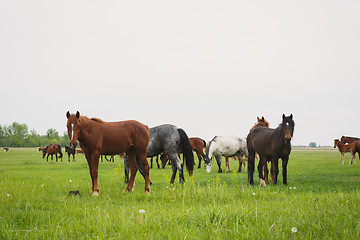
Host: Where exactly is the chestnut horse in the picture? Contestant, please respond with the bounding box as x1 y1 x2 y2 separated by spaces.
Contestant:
250 116 274 184
176 137 206 168
247 114 294 186
66 111 150 195
340 136 360 144
42 144 63 162
334 139 359 165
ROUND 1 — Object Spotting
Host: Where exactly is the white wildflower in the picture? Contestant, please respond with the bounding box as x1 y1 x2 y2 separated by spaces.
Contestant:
139 209 145 214
291 227 297 233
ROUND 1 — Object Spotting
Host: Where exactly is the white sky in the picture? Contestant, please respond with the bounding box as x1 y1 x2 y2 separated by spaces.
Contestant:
1 1 359 146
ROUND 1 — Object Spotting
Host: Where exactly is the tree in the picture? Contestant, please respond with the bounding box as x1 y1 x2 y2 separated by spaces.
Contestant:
309 142 317 148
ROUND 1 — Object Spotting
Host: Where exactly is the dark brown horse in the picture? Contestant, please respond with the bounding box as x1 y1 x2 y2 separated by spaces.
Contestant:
341 136 360 144
250 116 274 184
42 144 63 162
247 114 295 186
66 111 150 195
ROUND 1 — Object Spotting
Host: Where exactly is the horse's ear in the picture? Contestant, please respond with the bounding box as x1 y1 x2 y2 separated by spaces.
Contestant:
282 114 285 121
66 111 70 119
290 114 293 119
76 111 80 119
261 116 264 121
257 117 260 121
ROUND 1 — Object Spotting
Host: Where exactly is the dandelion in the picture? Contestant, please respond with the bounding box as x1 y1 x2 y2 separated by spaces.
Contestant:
69 180 72 183
293 187 296 190
291 227 297 233
252 192 256 196
6 194 10 197
289 187 292 190
139 209 145 214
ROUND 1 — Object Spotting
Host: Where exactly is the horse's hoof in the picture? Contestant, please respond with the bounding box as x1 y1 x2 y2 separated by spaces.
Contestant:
91 191 100 196
260 179 267 187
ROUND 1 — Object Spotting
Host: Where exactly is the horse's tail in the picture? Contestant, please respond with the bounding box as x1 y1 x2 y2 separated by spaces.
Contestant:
201 139 207 153
177 128 194 176
57 145 63 158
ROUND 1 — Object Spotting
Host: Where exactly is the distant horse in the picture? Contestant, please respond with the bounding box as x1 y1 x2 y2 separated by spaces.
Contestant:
171 137 206 168
65 146 76 162
334 139 358 165
224 155 247 172
76 149 84 154
247 114 294 186
204 136 248 173
66 111 150 195
125 124 195 184
43 144 63 162
250 116 274 184
341 136 360 144
3 147 10 152
37 147 45 152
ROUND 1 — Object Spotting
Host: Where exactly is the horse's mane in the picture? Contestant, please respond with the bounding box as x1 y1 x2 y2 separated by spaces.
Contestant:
78 116 105 128
91 117 105 124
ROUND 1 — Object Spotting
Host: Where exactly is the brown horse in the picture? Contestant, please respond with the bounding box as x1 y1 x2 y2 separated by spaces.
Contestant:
250 116 274 184
247 114 294 186
42 144 63 162
341 136 360 144
66 111 150 195
334 139 358 164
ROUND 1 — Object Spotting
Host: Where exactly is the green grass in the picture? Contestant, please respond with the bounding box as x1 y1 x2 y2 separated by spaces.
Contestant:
0 148 359 239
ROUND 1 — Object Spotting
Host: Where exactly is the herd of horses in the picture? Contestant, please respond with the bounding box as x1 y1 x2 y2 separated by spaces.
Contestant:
63 111 295 195
333 136 360 165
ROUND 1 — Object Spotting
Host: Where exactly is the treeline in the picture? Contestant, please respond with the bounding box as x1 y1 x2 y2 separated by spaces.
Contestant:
0 122 69 147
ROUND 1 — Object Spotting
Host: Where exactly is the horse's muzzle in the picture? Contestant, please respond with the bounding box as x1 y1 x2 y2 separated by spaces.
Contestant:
284 138 292 144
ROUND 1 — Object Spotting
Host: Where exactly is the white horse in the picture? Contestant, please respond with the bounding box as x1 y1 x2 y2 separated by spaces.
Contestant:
204 136 248 173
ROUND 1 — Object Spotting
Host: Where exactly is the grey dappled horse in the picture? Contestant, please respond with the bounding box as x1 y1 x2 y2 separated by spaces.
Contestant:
125 124 195 184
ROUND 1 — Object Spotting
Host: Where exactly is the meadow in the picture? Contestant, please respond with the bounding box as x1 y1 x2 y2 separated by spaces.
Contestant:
0 148 359 239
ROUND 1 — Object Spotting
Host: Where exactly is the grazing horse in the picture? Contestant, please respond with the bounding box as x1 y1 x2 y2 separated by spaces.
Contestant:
341 136 360 144
204 136 248 173
247 114 294 186
42 144 63 162
125 124 195 184
188 137 207 168
250 116 274 184
66 111 150 195
65 146 76 162
3 147 10 152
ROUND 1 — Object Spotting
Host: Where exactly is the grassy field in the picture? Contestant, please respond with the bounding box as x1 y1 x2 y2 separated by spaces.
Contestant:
0 148 359 239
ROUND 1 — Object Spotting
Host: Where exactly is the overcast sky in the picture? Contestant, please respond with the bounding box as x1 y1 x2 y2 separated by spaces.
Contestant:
1 1 359 146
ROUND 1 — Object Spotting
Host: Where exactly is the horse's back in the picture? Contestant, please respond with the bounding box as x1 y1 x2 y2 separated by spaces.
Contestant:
148 124 180 156
247 127 276 154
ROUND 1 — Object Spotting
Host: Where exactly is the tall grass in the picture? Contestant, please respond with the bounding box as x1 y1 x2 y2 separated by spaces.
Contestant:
0 148 359 239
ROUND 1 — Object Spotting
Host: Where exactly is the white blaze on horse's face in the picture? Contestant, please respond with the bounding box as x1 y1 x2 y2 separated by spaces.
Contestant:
71 124 74 141
205 163 212 173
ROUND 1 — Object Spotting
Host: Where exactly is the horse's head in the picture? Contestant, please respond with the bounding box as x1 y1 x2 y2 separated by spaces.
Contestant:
257 116 269 128
66 111 81 148
281 114 295 144
334 139 340 148
203 141 213 173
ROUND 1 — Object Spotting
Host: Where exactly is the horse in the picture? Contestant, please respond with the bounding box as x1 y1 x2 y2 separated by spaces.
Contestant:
341 136 360 144
124 124 195 184
225 155 247 172
188 137 207 168
42 144 63 162
250 116 274 184
65 146 76 162
76 149 84 154
247 114 294 186
66 111 150 195
3 147 10 152
204 136 248 173
334 139 358 165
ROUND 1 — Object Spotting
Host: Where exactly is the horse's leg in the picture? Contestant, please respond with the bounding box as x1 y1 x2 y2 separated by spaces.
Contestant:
46 154 49 162
124 155 129 184
225 157 230 172
247 150 255 185
135 155 152 186
215 155 223 173
169 153 184 184
90 151 101 195
68 153 70 162
270 158 275 184
341 153 345 164
150 157 153 169
136 152 151 193
257 157 266 186
156 155 160 169
196 151 202 168
124 151 137 193
281 157 289 185
273 156 280 185
263 160 269 184
55 153 58 162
